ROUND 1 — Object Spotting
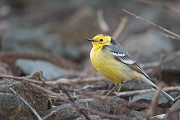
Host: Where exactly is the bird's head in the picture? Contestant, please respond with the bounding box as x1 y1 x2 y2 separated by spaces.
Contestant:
86 34 112 48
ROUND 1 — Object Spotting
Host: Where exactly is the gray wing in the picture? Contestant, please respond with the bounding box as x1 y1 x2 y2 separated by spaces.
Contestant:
104 41 150 80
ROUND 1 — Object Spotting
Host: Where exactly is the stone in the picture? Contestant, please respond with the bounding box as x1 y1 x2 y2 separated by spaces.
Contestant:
15 59 68 80
1 28 63 56
160 51 180 86
0 93 33 120
49 7 101 46
41 98 145 120
130 92 170 110
41 98 110 120
47 7 101 60
121 80 151 91
0 62 12 74
0 78 50 113
123 30 174 62
166 98 180 119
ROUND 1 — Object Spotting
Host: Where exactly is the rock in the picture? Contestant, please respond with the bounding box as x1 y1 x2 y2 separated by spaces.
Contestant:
41 98 110 120
130 92 170 110
127 7 164 33
64 45 81 61
0 62 12 74
75 115 101 120
121 80 151 91
0 93 33 120
15 59 69 80
41 98 145 120
0 78 50 113
48 7 101 46
1 28 63 56
6 0 33 11
47 7 101 60
166 98 180 119
160 51 180 86
150 114 166 120
123 30 174 63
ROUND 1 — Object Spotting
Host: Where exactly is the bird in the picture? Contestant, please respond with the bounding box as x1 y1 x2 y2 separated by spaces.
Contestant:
86 34 174 102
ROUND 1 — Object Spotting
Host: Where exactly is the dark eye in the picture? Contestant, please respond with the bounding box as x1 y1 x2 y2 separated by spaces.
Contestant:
100 39 103 42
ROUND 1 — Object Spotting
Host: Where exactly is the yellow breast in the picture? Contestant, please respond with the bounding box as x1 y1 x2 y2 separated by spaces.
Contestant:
90 47 140 84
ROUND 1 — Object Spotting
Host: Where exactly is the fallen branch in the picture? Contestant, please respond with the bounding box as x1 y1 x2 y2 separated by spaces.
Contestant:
58 84 92 120
47 76 105 85
146 84 162 120
1 73 178 119
0 73 105 85
112 17 128 40
97 9 110 33
10 88 42 120
0 73 131 119
136 0 180 16
115 86 180 97
140 61 160 68
42 111 56 120
122 9 180 40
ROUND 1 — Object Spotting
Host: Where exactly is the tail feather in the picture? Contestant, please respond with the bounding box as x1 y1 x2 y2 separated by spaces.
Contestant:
140 75 174 102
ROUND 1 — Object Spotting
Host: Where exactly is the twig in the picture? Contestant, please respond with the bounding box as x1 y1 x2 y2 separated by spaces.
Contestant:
58 84 92 120
81 107 131 120
42 111 56 120
140 61 160 68
116 86 180 97
3 74 128 119
146 84 162 120
26 82 130 119
0 73 105 85
122 9 180 40
97 9 110 33
58 85 170 114
9 88 42 120
1 73 178 119
160 32 180 40
47 76 105 85
116 88 154 97
136 0 180 16
27 82 92 120
112 17 128 40
0 6 10 17
0 73 179 93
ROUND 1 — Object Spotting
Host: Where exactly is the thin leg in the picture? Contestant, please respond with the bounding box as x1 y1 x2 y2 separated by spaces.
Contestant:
105 84 119 96
117 84 122 93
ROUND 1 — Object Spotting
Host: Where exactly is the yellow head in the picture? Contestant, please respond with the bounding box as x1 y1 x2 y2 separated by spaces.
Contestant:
86 34 111 48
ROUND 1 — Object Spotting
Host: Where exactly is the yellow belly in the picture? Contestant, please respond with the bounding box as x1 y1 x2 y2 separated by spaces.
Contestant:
90 48 140 84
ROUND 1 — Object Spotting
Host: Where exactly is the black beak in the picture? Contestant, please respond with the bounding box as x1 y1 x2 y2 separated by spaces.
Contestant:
86 38 95 42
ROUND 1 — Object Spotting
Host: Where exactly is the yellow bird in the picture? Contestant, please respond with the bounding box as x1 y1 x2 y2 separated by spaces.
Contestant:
86 34 174 101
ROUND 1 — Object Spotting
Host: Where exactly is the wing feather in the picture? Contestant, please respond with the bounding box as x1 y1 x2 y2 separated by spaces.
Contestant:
105 43 150 80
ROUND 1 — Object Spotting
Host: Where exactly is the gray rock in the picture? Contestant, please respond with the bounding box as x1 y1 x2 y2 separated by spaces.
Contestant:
130 92 169 109
123 30 174 62
160 51 180 86
15 59 68 80
54 7 101 46
0 78 50 113
64 45 81 60
41 98 110 120
0 62 12 75
127 8 164 33
121 80 151 91
41 98 145 120
75 115 101 120
1 28 63 56
166 98 180 119
0 93 33 120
